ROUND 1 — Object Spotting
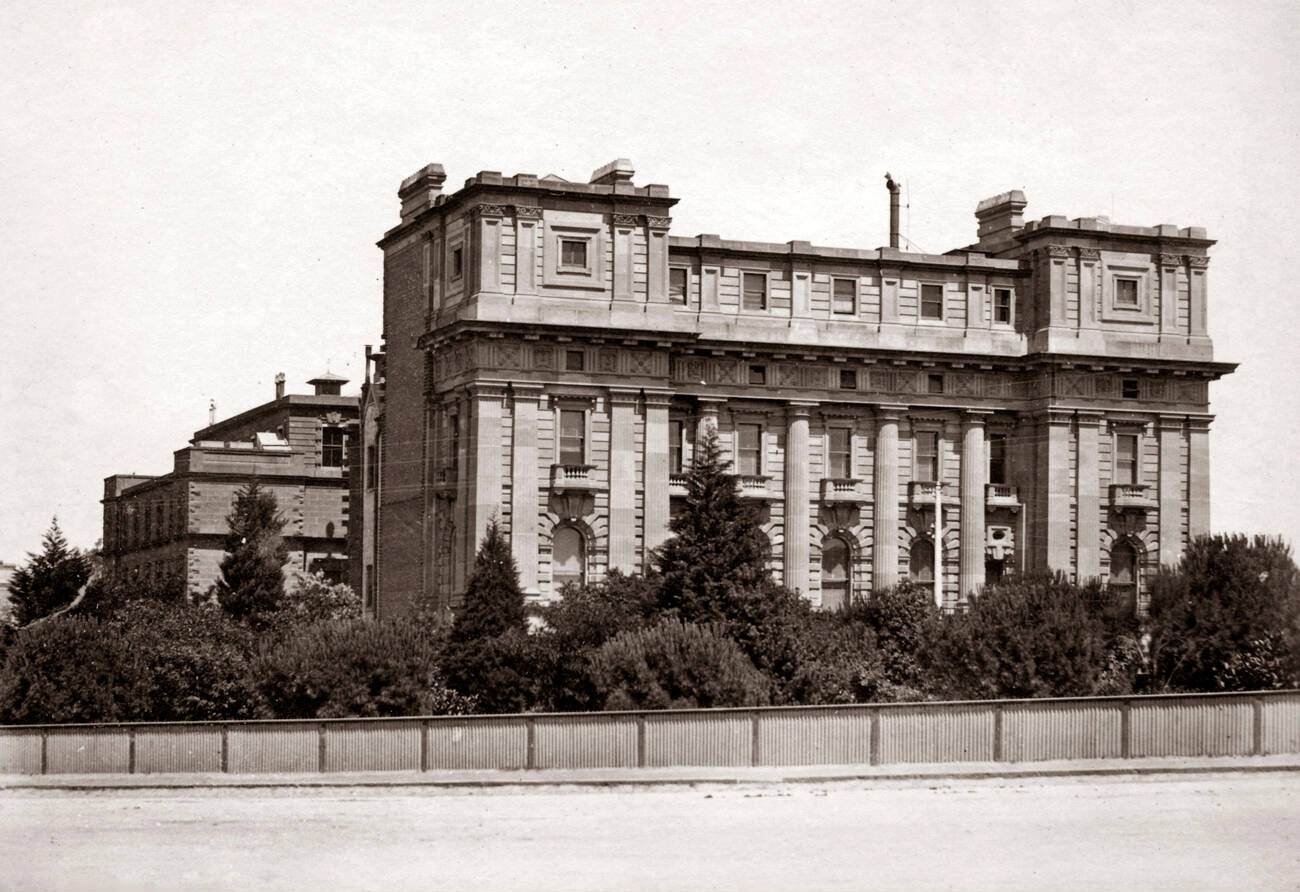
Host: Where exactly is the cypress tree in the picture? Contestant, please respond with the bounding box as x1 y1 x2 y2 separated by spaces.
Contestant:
654 426 772 624
8 518 92 626
450 520 526 644
214 480 288 626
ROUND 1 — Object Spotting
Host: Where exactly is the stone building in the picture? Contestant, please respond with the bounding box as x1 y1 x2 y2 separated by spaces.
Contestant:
103 374 358 597
358 158 1234 618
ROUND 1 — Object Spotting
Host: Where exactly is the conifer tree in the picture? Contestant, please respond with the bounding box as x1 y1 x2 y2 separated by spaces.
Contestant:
449 520 526 644
214 480 288 626
654 426 772 623
8 518 92 626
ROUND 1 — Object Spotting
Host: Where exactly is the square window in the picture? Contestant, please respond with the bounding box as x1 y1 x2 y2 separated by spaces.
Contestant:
828 428 852 478
832 279 857 315
915 431 939 483
560 238 589 270
565 350 585 372
736 423 762 476
748 364 767 386
559 409 585 465
742 272 767 311
669 267 688 303
921 283 944 320
1122 378 1139 400
451 247 463 280
1115 278 1139 307
927 373 945 394
839 368 857 390
993 288 1012 324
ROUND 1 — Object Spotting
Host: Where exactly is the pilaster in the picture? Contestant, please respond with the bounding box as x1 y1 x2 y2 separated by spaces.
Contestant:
513 205 540 295
646 216 671 303
1159 254 1181 335
1187 414 1213 539
1158 414 1185 568
872 405 906 591
612 214 637 301
607 388 640 572
467 382 508 580
510 384 543 592
1188 255 1209 338
1075 411 1104 580
474 204 505 294
784 402 815 594
960 410 991 599
1033 409 1074 573
697 397 725 445
642 391 672 569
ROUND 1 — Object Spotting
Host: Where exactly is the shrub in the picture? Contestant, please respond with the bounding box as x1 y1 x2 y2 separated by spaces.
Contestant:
1147 534 1300 691
861 582 939 690
252 620 471 719
81 566 186 616
587 618 771 710
266 571 363 632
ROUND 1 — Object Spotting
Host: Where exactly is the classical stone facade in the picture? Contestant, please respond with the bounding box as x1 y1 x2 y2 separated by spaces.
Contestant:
360 160 1234 618
103 375 358 597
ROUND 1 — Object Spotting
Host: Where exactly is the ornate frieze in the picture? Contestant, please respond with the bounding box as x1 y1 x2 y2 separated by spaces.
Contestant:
612 213 639 227
1159 253 1183 267
1078 248 1101 262
513 205 543 220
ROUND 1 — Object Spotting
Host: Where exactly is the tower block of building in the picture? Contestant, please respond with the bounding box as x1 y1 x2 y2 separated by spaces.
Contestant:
357 161 1234 617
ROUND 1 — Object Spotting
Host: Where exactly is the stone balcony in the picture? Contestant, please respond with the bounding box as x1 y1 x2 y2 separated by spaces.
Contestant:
735 474 775 500
669 472 689 497
431 468 458 500
820 478 868 504
985 483 1020 509
1109 483 1156 512
550 463 600 491
908 480 947 510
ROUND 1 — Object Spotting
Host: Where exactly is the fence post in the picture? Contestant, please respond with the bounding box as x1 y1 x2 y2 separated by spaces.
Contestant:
220 724 229 773
128 726 137 775
421 719 431 772
317 722 327 773
1252 697 1265 756
750 711 761 768
526 718 537 770
1120 699 1133 759
40 727 48 776
869 707 881 766
636 714 647 768
992 704 1004 763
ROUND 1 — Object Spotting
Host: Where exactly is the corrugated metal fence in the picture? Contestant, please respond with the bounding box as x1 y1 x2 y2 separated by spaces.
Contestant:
2 690 1297 776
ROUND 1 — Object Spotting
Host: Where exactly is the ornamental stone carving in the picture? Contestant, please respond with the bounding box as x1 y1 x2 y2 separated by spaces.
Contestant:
472 203 507 217
1046 244 1071 259
612 213 639 227
513 205 543 219
1187 255 1210 268
1159 253 1182 267
645 216 672 229
1078 248 1101 262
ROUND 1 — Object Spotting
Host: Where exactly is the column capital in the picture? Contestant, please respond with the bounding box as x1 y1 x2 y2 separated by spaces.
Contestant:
607 387 642 407
509 382 545 401
961 408 995 426
1075 410 1106 427
512 204 543 220
1186 412 1215 433
643 389 674 409
466 381 511 400
697 396 727 415
873 403 909 422
1158 413 1187 432
786 400 818 419
1028 408 1075 426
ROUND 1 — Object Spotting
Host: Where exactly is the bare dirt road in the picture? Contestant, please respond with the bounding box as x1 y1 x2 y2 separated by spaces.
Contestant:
3 772 1297 891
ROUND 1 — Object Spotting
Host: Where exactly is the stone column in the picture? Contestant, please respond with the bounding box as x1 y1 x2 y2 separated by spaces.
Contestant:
510 384 542 593
1188 414 1212 538
612 214 637 301
1158 414 1185 568
452 392 470 596
1075 412 1103 581
643 391 672 569
1159 254 1181 335
607 388 640 572
646 217 671 303
960 411 991 599
872 405 906 591
784 402 815 594
1034 409 1073 572
696 397 724 449
467 383 507 578
1188 256 1209 338
514 206 541 295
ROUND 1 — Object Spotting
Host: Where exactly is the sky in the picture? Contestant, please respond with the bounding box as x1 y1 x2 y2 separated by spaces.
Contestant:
2 0 1298 561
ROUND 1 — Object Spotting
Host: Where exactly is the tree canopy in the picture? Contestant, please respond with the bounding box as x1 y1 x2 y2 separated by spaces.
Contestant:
214 480 289 626
8 518 91 626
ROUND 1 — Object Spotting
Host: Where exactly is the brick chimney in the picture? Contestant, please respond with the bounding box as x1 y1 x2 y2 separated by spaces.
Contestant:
398 163 447 222
974 190 1028 251
274 372 286 400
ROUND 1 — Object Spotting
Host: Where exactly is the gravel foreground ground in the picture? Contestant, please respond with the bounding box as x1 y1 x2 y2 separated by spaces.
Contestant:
3 771 1297 891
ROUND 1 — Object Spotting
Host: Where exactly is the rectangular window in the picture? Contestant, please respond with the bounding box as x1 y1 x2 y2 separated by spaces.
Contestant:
669 267 688 303
748 364 767 386
832 279 857 315
736 423 762 476
920 283 944 320
1115 277 1139 306
449 414 460 474
839 368 857 390
988 434 1007 485
742 272 767 311
366 444 378 489
451 247 463 280
322 428 345 468
927 373 945 395
915 431 939 483
1116 434 1139 485
565 350 585 372
669 420 684 474
1122 378 1139 400
828 428 852 479
993 288 1012 324
559 409 586 465
560 238 588 269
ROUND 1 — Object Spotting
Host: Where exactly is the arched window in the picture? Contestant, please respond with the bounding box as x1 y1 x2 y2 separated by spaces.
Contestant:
1111 539 1139 595
553 526 586 591
821 536 851 610
909 537 934 583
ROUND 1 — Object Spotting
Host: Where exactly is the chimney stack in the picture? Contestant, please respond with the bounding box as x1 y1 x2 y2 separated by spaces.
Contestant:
208 399 216 426
885 173 901 249
274 372 286 400
974 190 1028 251
398 163 447 222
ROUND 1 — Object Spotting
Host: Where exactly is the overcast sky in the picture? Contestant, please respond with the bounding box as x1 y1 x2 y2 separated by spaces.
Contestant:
2 0 1297 562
